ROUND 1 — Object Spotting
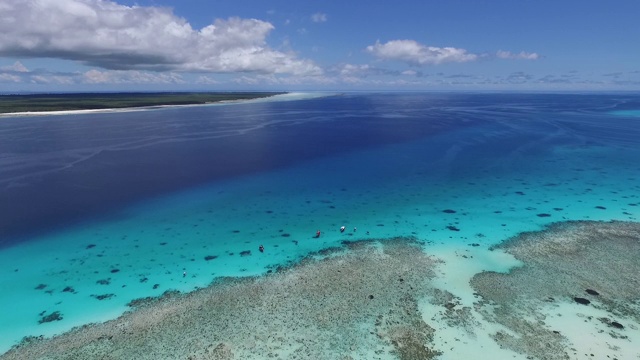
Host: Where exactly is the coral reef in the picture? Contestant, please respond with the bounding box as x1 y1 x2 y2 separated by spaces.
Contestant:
3 237 441 360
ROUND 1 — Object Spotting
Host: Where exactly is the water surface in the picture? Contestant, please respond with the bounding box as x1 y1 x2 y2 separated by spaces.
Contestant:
1 92 639 355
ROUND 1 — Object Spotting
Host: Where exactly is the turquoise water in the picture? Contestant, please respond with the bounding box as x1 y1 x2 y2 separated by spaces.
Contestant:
611 109 640 117
1 93 639 353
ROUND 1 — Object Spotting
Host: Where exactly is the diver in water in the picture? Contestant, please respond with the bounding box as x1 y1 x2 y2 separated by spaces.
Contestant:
259 245 264 253
340 226 346 233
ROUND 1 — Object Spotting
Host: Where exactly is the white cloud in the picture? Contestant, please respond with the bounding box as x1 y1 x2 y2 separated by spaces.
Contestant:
0 0 321 76
83 69 185 84
367 40 478 65
496 50 540 60
1 61 29 72
232 76 261 85
402 70 418 76
196 75 219 85
0 73 22 83
339 64 373 76
335 63 400 77
30 74 75 85
311 13 327 23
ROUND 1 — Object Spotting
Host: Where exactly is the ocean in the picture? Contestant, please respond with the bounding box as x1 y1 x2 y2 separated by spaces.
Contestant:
1 92 639 358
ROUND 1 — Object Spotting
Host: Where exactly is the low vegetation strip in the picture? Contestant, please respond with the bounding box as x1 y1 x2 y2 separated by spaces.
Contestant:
0 92 285 114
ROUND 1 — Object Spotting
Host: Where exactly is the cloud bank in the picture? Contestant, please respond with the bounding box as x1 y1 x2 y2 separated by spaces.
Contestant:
366 40 478 65
0 0 321 75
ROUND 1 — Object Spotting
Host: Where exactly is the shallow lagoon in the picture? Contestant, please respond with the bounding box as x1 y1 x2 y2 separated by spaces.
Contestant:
1 92 639 358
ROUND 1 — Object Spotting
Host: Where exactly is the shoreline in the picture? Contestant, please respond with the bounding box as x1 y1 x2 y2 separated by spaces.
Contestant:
0 92 335 118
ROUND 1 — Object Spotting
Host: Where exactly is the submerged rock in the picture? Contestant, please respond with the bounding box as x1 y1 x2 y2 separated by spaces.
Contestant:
38 311 63 324
573 297 590 305
611 321 624 329
585 289 599 296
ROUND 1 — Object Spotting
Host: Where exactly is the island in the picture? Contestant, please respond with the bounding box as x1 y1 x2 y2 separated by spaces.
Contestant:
0 92 286 114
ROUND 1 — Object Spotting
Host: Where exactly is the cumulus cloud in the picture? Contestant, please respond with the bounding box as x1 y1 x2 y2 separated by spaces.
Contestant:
366 40 478 65
401 70 417 76
196 75 220 84
335 63 400 77
83 69 185 84
311 13 328 23
496 50 539 60
1 61 29 72
30 74 76 85
0 73 22 83
0 0 321 76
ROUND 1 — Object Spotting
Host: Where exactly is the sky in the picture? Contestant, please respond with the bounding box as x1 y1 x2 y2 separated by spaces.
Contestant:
0 0 639 92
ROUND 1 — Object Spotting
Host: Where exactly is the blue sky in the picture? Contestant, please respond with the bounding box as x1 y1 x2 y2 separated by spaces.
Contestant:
1 0 639 92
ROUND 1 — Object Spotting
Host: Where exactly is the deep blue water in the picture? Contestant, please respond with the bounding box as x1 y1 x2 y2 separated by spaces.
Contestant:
1 92 639 245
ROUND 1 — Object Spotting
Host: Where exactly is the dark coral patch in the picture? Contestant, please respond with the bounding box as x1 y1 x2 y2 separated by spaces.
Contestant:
34 284 47 290
281 233 291 237
91 294 115 301
240 250 252 257
442 209 457 214
585 289 599 296
446 226 460 232
110 269 120 274
86 244 96 249
96 279 111 285
574 297 590 305
536 213 551 217
204 255 218 261
595 206 606 210
62 286 75 293
38 311 63 324
611 321 624 329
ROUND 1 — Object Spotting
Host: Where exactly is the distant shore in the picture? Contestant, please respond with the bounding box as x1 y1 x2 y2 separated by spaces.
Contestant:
0 92 286 116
